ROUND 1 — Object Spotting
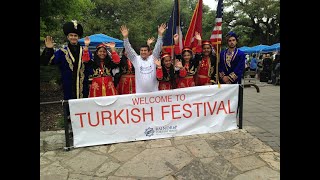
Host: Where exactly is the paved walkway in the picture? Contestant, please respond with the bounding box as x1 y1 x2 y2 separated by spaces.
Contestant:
40 84 280 180
243 83 280 152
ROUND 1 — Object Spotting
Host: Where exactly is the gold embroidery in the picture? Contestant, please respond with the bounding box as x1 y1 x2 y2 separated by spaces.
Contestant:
160 83 167 90
188 66 196 76
67 47 76 63
227 75 233 82
108 81 116 95
60 48 74 71
102 78 106 96
164 76 170 81
122 78 126 94
129 78 132 94
77 47 83 98
229 72 238 82
91 82 99 97
224 48 239 72
79 62 85 98
49 55 55 65
207 57 211 77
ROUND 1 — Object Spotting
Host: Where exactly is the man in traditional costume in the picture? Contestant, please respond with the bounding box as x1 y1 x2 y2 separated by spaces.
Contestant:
41 20 93 100
219 32 245 84
41 21 93 138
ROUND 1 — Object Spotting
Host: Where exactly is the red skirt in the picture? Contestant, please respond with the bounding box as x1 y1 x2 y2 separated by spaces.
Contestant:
195 74 211 86
117 74 136 94
159 81 172 90
89 76 118 97
176 76 195 88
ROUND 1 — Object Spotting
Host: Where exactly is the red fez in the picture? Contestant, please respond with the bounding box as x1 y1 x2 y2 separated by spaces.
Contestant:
182 47 193 53
162 47 172 54
161 53 171 59
96 43 107 49
202 40 212 46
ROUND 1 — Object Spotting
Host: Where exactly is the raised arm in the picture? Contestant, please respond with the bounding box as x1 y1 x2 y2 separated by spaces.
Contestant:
152 23 167 59
120 25 138 62
40 36 55 65
104 42 120 64
147 37 155 48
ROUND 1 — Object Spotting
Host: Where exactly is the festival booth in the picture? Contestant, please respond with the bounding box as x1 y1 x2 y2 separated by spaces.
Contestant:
238 46 251 52
78 33 124 52
240 44 271 54
239 43 280 54
261 43 280 53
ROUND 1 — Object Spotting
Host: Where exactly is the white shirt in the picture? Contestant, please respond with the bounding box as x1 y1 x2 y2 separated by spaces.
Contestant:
124 36 163 93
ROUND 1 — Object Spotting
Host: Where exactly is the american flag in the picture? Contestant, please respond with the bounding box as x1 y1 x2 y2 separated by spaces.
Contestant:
210 0 223 51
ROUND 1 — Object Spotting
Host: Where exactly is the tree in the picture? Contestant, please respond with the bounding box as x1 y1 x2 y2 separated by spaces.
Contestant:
223 0 280 46
40 0 95 45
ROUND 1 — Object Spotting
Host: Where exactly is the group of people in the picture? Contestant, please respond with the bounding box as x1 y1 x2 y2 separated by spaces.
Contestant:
41 21 246 101
244 52 280 84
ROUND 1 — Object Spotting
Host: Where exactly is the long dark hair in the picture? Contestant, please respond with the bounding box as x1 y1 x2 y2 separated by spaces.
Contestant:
161 57 175 86
120 48 135 72
93 46 117 69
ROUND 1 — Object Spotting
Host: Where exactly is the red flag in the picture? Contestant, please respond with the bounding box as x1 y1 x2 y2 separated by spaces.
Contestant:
184 0 202 51
210 0 223 52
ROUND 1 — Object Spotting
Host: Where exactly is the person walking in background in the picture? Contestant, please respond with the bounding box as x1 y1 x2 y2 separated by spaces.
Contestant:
271 53 280 85
219 31 245 84
262 53 273 83
250 53 258 78
120 23 167 93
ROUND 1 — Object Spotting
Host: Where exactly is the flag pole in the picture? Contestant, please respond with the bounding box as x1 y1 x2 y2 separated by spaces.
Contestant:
216 43 221 88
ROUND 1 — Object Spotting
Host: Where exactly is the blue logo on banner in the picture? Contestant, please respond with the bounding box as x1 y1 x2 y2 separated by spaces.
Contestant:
145 127 154 137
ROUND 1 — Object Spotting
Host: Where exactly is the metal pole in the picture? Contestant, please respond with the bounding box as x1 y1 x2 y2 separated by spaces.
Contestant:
238 84 243 129
40 100 72 150
40 100 66 105
62 102 71 151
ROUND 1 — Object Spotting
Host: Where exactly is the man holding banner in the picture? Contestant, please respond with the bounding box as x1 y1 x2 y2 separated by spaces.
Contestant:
120 23 167 93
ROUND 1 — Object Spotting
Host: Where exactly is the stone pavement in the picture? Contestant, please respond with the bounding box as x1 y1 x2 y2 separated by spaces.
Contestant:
40 84 280 180
243 83 280 152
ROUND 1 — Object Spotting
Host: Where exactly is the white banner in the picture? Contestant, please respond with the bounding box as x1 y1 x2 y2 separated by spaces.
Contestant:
69 84 239 148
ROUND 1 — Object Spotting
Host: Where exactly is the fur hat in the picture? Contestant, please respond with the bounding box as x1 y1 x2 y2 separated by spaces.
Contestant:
63 20 83 37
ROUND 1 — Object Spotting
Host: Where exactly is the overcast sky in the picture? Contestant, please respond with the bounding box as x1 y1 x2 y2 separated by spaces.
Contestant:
203 0 218 10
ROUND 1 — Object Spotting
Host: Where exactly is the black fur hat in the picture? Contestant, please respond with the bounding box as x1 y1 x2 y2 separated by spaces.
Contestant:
63 20 83 37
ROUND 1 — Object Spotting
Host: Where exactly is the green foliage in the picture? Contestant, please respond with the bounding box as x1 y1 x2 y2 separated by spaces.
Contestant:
40 0 280 48
223 0 280 46
40 0 95 44
40 65 61 83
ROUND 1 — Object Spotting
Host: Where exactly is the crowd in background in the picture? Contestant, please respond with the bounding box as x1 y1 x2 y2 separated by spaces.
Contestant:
244 51 280 85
